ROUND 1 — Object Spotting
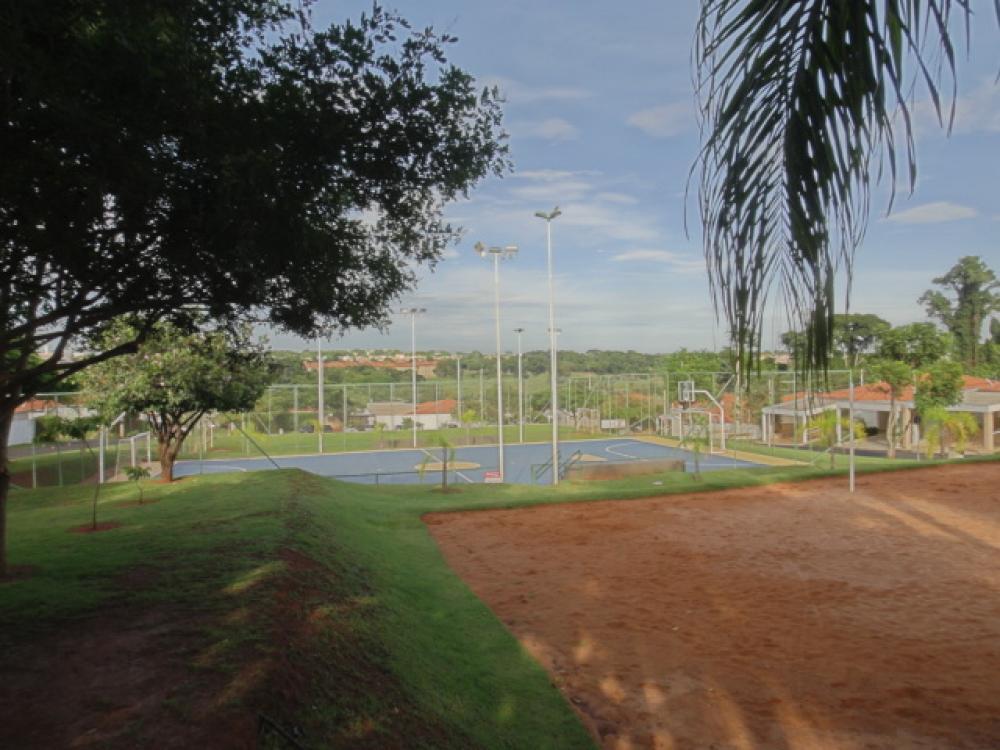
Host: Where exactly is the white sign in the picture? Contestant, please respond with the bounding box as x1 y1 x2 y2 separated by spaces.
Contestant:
601 419 626 430
483 470 502 484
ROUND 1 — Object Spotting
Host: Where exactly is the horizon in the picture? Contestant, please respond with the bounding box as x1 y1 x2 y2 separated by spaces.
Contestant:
266 0 999 355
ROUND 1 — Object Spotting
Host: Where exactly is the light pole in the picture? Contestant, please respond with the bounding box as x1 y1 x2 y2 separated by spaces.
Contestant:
316 334 324 453
476 241 518 481
456 355 462 427
514 327 525 443
401 307 426 448
534 206 562 484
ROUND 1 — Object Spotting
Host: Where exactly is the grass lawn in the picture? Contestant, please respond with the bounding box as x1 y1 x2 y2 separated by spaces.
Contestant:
2 450 996 747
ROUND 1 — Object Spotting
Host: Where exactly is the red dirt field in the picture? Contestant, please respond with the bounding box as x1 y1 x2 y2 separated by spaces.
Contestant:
426 464 1000 750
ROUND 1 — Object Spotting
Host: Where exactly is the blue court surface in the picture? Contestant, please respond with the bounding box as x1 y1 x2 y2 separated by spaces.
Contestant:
174 438 761 485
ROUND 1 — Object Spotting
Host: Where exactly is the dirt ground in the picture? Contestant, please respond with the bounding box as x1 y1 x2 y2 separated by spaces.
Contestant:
426 464 1000 750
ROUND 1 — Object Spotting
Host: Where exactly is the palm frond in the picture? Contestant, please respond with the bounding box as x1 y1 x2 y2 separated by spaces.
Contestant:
693 0 998 375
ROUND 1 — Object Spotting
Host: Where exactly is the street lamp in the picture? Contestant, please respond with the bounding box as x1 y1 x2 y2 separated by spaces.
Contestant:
456 354 462 428
534 206 562 484
513 327 525 443
401 307 426 448
476 241 518 481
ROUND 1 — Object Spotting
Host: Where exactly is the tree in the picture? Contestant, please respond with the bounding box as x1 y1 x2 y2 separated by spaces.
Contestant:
806 410 866 470
124 466 151 505
878 324 950 369
834 314 891 369
81 322 275 482
919 256 1000 368
783 314 890 368
921 407 977 458
0 2 506 575
694 1 999 373
872 361 913 458
34 415 104 530
914 360 964 413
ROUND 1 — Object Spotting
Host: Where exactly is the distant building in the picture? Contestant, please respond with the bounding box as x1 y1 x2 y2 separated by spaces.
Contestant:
361 399 458 430
761 375 1000 452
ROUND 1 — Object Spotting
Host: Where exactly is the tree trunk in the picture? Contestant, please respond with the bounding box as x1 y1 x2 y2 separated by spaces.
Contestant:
158 435 178 483
0 407 12 578
886 397 897 459
159 442 176 483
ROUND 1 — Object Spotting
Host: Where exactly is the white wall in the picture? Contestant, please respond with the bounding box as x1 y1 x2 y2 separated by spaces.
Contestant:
7 416 35 446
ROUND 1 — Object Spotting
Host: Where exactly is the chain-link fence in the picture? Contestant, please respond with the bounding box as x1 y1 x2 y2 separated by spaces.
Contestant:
11 369 890 487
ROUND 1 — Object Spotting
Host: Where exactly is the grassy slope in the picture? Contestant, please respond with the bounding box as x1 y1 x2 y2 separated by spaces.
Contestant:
4 452 997 747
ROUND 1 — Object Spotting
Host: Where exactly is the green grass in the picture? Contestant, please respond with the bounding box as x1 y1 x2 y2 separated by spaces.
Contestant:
4 451 996 747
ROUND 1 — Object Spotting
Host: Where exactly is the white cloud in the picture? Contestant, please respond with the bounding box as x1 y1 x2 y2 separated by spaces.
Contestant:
513 169 600 182
885 201 978 224
509 179 593 202
511 117 579 141
484 77 593 104
611 249 703 272
626 101 693 137
595 191 638 205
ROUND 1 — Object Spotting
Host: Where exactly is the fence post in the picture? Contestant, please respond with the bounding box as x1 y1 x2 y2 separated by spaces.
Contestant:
98 426 105 484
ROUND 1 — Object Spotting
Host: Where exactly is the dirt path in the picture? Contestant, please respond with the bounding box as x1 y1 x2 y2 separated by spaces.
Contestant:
427 464 1000 750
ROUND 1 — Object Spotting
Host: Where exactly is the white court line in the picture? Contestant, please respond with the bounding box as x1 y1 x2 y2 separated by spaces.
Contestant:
604 443 639 460
456 471 474 484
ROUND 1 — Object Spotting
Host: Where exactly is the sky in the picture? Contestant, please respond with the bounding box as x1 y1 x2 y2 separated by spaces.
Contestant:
273 1 1000 354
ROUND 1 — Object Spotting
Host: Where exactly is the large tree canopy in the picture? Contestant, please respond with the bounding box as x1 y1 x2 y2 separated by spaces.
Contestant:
694 0 999 372
919 255 999 368
0 0 506 412
0 0 506 575
81 321 275 482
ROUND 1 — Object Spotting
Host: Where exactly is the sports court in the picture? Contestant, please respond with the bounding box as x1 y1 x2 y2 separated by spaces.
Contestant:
427 463 1000 749
173 437 762 485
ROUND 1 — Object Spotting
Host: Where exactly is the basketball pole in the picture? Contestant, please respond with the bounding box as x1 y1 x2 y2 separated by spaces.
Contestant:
849 369 856 493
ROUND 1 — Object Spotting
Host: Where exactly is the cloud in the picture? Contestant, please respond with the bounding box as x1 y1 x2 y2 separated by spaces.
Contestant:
910 79 1000 136
511 117 579 141
885 201 978 224
611 249 704 272
484 77 592 104
513 169 601 182
509 179 593 202
626 101 693 137
595 191 638 205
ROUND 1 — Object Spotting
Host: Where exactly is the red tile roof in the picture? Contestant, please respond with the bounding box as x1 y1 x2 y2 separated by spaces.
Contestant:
414 399 457 415
14 398 61 414
781 375 999 403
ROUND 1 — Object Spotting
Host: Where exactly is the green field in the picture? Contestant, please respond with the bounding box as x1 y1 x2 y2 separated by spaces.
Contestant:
3 452 995 747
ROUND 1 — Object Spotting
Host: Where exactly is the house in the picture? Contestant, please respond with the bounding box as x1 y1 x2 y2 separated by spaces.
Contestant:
761 376 1000 452
363 399 457 430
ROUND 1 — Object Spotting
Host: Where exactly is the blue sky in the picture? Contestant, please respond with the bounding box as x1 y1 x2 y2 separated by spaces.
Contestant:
275 1 1000 354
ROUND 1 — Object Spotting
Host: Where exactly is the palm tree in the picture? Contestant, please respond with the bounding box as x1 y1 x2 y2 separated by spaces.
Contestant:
806 410 865 469
873 360 913 458
695 2 998 373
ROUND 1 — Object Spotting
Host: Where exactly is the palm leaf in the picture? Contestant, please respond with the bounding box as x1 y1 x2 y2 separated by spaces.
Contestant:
693 0 998 375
